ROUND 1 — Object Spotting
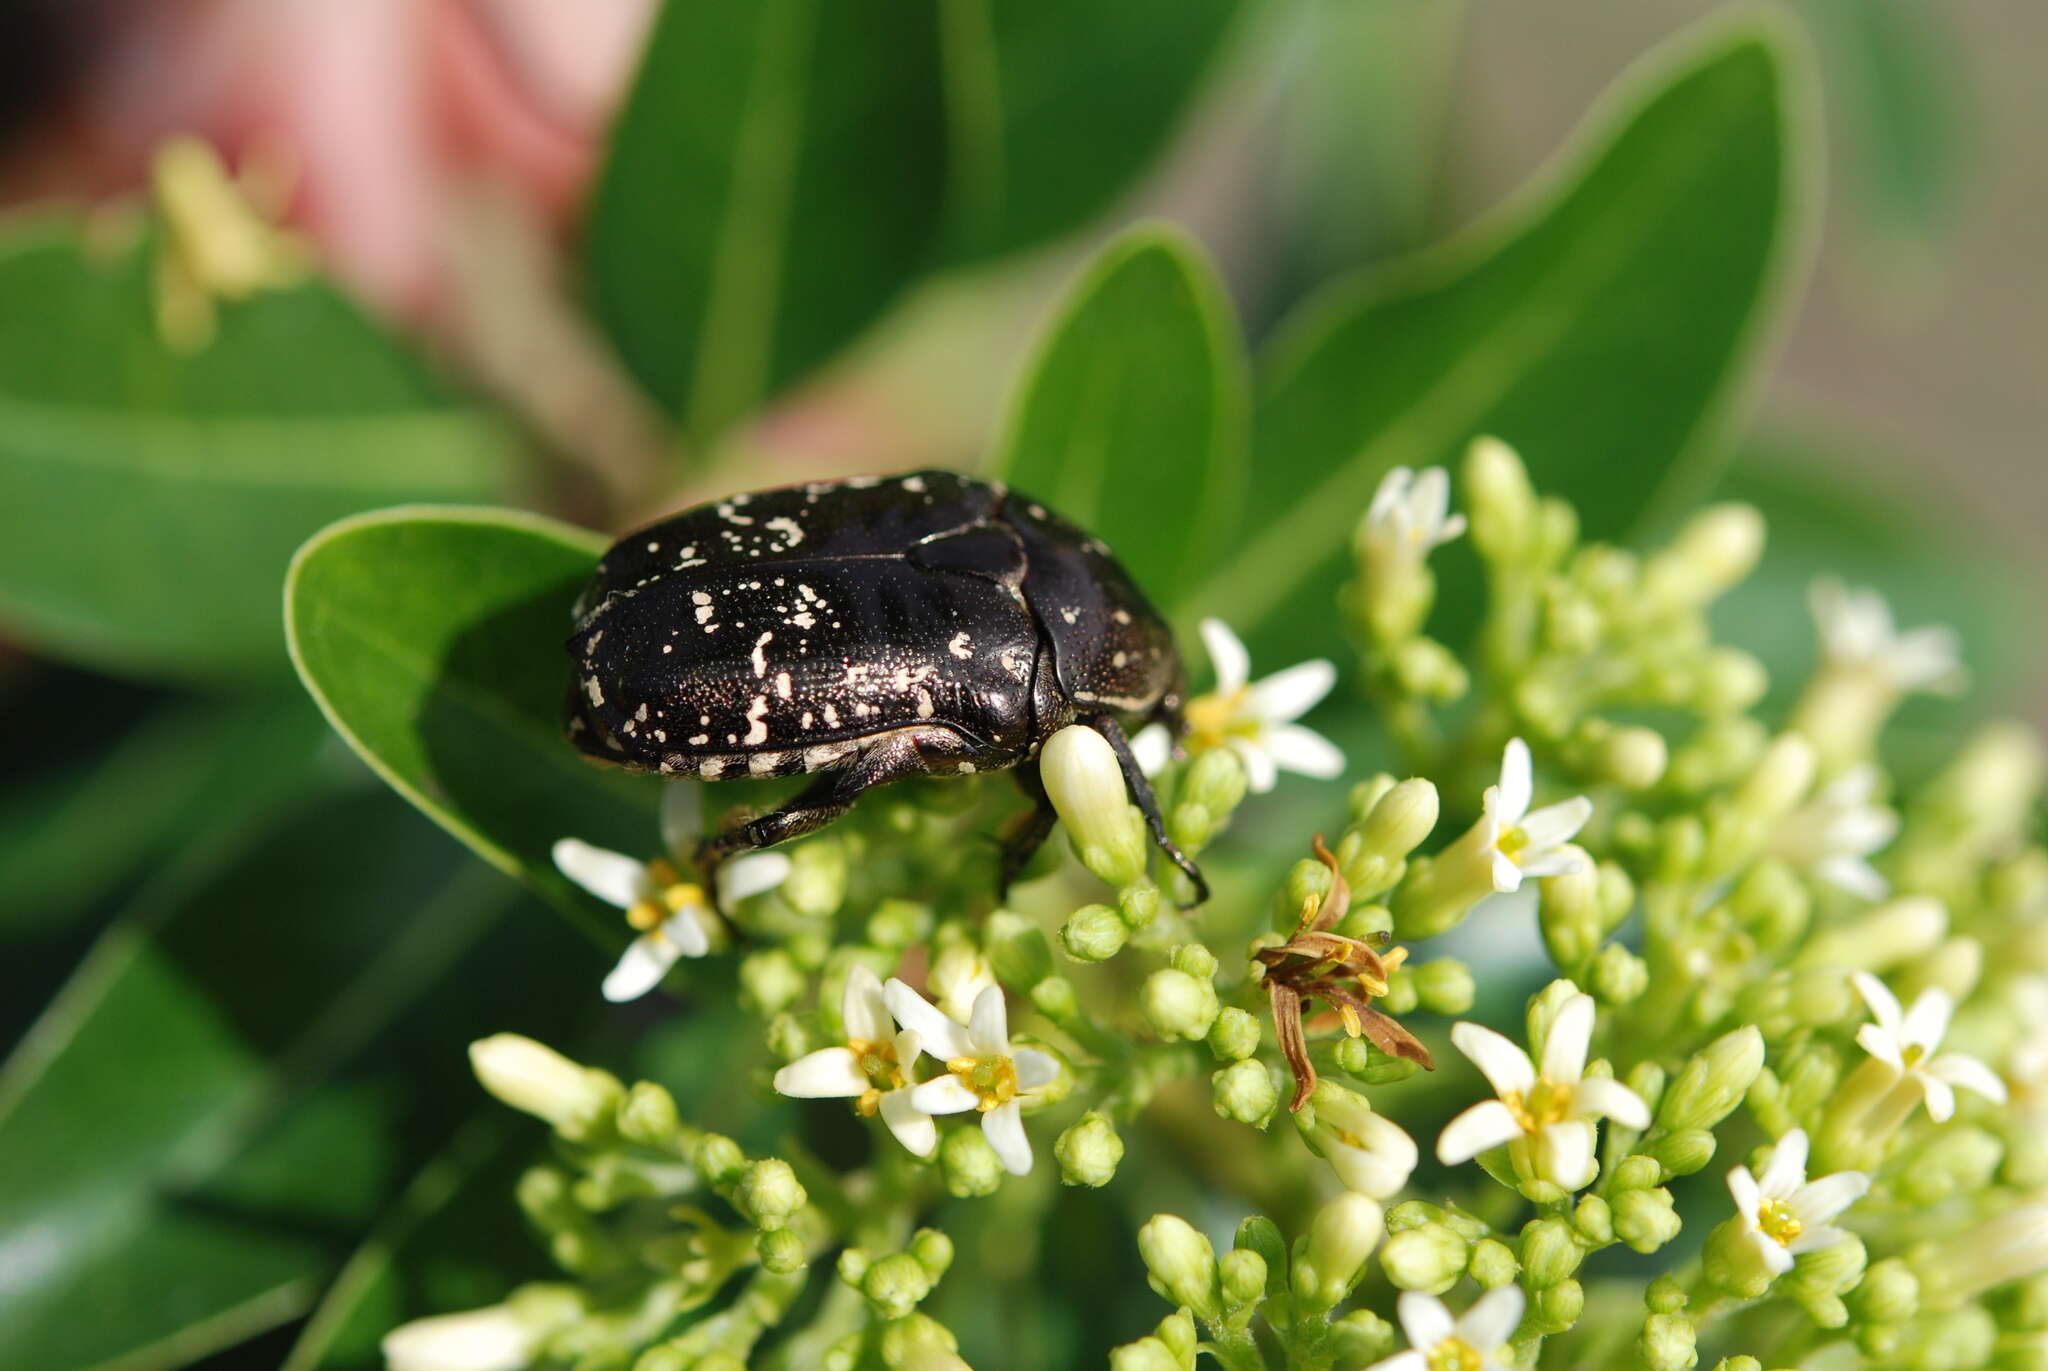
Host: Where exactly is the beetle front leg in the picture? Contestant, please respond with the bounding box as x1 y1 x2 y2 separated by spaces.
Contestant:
1086 714 1210 907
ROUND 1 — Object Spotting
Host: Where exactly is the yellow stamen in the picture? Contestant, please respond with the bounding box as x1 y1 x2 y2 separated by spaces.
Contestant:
1428 1337 1483 1371
946 1054 1020 1112
1901 1042 1927 1069
1185 687 1250 751
1757 1196 1803 1247
1502 1078 1574 1133
1338 1002 1363 1036
1496 825 1530 858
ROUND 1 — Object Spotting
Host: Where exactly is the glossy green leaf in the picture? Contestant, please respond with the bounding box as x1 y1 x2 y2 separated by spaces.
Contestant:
0 218 519 682
587 1 949 442
286 508 657 940
0 786 593 1371
991 227 1247 596
936 0 1243 261
1191 15 1818 658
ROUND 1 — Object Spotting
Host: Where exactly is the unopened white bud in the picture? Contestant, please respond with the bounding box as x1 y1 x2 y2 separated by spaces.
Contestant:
1042 725 1148 886
468 1035 619 1139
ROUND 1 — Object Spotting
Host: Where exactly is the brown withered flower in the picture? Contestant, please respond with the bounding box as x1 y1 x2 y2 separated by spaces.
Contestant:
1255 835 1434 1112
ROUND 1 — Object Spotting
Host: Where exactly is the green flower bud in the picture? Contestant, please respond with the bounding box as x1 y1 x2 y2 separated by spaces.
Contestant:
469 1035 621 1141
1735 734 1818 824
1795 896 1946 973
878 1313 969 1371
1155 1309 1197 1362
1711 1358 1760 1371
1468 1237 1520 1289
1637 1312 1697 1371
1591 943 1649 1005
1379 1223 1467 1293
1333 1034 1422 1086
1520 1218 1583 1288
1572 1194 1614 1246
1602 724 1671 791
1327 1308 1397 1366
1281 857 1335 932
1789 1234 1866 1328
1533 1278 1584 1334
1174 750 1248 854
1142 968 1219 1041
1346 779 1442 895
1055 1111 1125 1188
1645 1128 1716 1178
1171 943 1219 978
1851 1257 1919 1326
1294 1193 1385 1311
1626 1062 1667 1118
1895 935 1983 1006
837 1248 871 1287
617 1081 682 1151
735 1159 806 1231
1108 1338 1183 1371
1042 724 1149 887
1540 858 1604 972
1211 1059 1280 1128
862 1252 934 1320
1703 1217 1777 1300
984 911 1053 989
1336 902 1396 943
1219 1247 1268 1312
1658 1026 1765 1132
907 1228 954 1282
1120 882 1161 930
1207 1007 1262 1062
1138 1214 1222 1321
739 948 806 1016
1641 503 1764 610
1895 1125 2002 1206
868 898 933 950
766 1011 812 1064
1613 1187 1682 1253
1235 1217 1288 1291
1411 958 1475 1015
1610 1154 1663 1192
1391 637 1469 703
1465 436 1538 567
779 838 847 919
692 1133 746 1188
1030 974 1080 1024
1061 904 1129 962
1692 647 1767 717
1892 1307 1997 1371
940 1127 1003 1198
757 1226 806 1274
1377 968 1420 1015
1525 979 1584 1063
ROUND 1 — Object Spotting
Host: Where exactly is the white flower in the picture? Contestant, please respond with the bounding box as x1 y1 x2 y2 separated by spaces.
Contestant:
1809 579 1964 696
553 784 791 1002
1771 764 1899 900
1129 721 1174 777
1725 1128 1868 1277
1183 618 1345 793
1310 1088 1419 1199
1852 972 2006 1122
773 965 936 1158
888 980 1060 1176
1437 991 1649 1192
1477 739 1593 893
1365 1288 1524 1371
1363 466 1466 563
383 1303 537 1371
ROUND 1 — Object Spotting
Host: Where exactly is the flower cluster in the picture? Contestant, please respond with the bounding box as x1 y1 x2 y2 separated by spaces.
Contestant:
389 441 2048 1371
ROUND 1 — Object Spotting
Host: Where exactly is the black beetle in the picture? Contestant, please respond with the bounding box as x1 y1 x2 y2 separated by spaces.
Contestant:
563 469 1206 900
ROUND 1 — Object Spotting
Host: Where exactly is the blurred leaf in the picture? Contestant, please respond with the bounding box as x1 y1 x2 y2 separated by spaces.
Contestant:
0 786 590 1371
1799 0 1967 269
0 218 519 682
587 1 949 443
1192 15 1819 660
0 695 327 938
286 507 656 941
936 0 1243 262
991 226 1247 595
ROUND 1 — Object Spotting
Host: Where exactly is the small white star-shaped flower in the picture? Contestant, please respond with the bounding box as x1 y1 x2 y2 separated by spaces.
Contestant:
1852 972 2006 1122
1725 1128 1869 1277
1363 466 1467 563
1771 764 1898 899
1478 739 1593 893
1184 618 1345 793
1809 579 1965 696
1364 1288 1524 1371
1437 990 1649 1192
554 784 791 1002
888 980 1060 1176
773 964 935 1158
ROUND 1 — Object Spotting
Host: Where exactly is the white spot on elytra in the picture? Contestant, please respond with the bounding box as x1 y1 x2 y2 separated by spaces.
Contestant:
744 697 771 745
634 703 649 722
913 688 934 718
1112 652 1127 668
764 516 804 548
902 475 926 492
749 751 784 776
689 733 709 746
751 631 774 677
774 671 792 700
823 703 840 726
1060 607 1080 624
948 632 972 659
583 677 605 707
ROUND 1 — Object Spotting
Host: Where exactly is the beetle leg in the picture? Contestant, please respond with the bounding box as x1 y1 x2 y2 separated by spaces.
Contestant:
1086 714 1210 906
997 760 1059 898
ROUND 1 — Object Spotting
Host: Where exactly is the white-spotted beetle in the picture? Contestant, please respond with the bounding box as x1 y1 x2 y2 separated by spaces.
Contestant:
564 469 1206 901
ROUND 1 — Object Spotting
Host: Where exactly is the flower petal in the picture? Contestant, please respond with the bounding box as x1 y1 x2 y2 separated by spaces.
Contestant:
1513 846 1590 880
1200 617 1252 695
553 838 648 909
1450 1022 1537 1098
1489 849 1524 894
1396 1291 1455 1351
1013 1048 1060 1091
1541 993 1595 1083
1852 971 1905 1038
1788 1224 1851 1256
982 1099 1033 1175
907 1075 981 1116
1437 1100 1526 1164
717 850 792 905
773 1048 868 1098
1727 1165 1762 1219
1815 855 1889 901
1571 1077 1649 1131
1855 1022 1903 1070
1928 1052 2009 1104
1756 1128 1810 1199
602 931 686 1002
1369 1352 1428 1371
1902 987 1955 1054
840 964 892 1043
1369 466 1414 526
1263 722 1347 780
1245 659 1338 725
883 979 974 1060
1456 1285 1526 1352
1129 723 1174 778
658 781 705 861
1497 739 1533 826
880 1088 937 1157
1789 1171 1869 1227
1229 737 1280 795
1758 1237 1795 1275
1518 796 1593 852
1535 1119 1597 1192
967 984 1010 1056
1919 1075 1956 1123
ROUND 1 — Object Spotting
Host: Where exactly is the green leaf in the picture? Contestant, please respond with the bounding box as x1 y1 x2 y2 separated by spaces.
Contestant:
0 218 520 682
0 786 591 1371
587 1 949 442
286 507 657 940
1191 14 1819 655
936 0 1243 261
991 226 1247 597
